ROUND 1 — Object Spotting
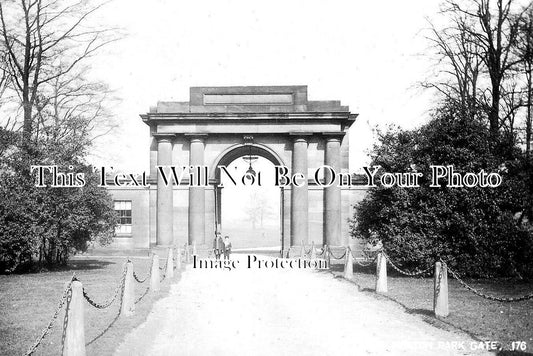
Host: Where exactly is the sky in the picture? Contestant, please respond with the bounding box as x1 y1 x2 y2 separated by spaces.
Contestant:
88 0 442 173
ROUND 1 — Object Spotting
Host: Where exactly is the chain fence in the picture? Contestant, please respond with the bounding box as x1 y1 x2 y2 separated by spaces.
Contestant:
24 250 182 355
382 252 433 277
23 245 533 355
82 264 127 310
133 269 149 284
352 249 378 267
296 245 533 305
316 246 326 257
24 277 74 356
328 247 347 260
328 246 533 303
133 256 154 284
446 264 533 302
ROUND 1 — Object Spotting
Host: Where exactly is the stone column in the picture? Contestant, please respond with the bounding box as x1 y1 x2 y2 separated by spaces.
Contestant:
215 185 222 233
324 133 343 246
188 134 207 246
290 135 309 246
155 134 174 246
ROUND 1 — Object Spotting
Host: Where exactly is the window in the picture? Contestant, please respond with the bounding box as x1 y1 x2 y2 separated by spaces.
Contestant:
114 200 132 235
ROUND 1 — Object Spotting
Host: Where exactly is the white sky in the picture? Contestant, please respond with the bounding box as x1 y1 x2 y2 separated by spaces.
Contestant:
88 0 442 173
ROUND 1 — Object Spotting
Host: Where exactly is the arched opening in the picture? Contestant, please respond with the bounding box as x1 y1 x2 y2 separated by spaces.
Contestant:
212 144 285 252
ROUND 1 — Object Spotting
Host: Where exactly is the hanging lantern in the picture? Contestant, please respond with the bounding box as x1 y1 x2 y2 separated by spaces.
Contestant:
245 144 256 177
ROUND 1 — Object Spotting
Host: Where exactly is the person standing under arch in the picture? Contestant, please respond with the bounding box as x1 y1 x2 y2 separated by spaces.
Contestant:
213 232 223 260
223 235 232 260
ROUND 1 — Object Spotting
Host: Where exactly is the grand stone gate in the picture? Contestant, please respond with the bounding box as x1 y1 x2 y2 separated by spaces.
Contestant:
141 85 357 248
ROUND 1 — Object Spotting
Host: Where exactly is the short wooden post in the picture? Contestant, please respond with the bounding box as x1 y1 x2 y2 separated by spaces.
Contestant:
325 245 330 268
176 247 182 270
150 254 160 292
310 242 317 261
166 248 174 279
434 261 449 317
343 247 353 279
375 252 387 294
121 261 135 316
63 280 86 356
192 243 197 256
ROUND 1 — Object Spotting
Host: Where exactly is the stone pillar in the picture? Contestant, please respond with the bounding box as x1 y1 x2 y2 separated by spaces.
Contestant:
290 136 309 246
188 134 207 246
215 185 222 233
150 254 160 292
434 261 449 317
375 252 388 294
121 261 135 316
63 280 85 356
324 133 342 246
166 248 174 279
155 134 174 246
344 247 353 279
176 247 182 270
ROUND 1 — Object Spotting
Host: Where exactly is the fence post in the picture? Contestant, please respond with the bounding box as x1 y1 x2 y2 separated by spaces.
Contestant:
325 245 330 268
343 247 353 279
166 248 174 279
176 247 182 270
185 244 191 263
150 254 160 292
62 280 85 356
434 261 449 317
192 243 197 257
121 261 135 316
310 242 316 261
375 252 388 294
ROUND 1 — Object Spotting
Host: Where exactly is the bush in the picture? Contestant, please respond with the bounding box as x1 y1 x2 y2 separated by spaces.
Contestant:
0 161 117 273
352 103 533 278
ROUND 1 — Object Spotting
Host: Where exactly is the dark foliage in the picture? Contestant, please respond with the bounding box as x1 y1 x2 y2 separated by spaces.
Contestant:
0 148 117 273
353 103 533 278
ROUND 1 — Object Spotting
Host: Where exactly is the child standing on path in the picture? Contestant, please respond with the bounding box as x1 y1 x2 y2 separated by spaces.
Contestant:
223 236 232 260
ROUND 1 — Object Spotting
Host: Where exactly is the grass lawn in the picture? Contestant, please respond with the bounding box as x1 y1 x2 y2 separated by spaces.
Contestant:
0 255 182 356
2 250 531 355
328 257 533 354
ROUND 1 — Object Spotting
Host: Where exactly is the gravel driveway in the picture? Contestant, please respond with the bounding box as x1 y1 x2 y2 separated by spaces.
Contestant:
114 254 492 356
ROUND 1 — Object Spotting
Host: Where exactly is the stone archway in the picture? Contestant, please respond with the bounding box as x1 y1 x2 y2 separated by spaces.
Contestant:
210 142 286 250
141 85 357 249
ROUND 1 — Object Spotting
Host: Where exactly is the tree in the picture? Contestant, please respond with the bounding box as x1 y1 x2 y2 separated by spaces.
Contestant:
245 189 275 230
0 0 117 152
426 10 482 120
0 161 117 272
427 0 531 140
352 101 533 278
516 8 533 156
0 0 119 272
35 65 116 161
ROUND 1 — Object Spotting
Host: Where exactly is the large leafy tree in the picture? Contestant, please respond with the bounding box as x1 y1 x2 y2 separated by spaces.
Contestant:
0 0 119 273
353 102 533 278
0 158 117 272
